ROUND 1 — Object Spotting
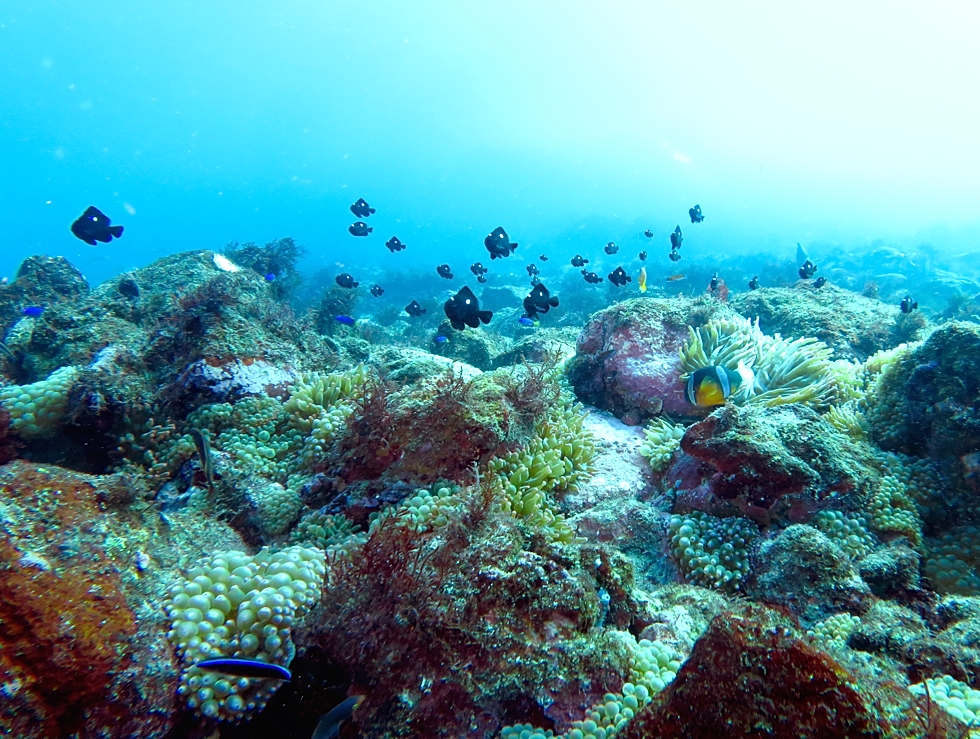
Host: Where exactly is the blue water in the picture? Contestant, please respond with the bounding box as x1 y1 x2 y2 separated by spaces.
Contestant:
3 2 979 288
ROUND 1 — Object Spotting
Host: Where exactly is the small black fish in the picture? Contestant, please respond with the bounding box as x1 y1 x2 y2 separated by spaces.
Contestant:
477 274 488 284
689 204 704 223
638 251 648 261
539 254 548 261
470 262 488 276
571 255 589 267
813 276 827 288
604 241 619 255
798 259 817 279
709 273 719 291
405 300 426 317
530 275 541 286
644 230 654 238
748 275 759 290
670 226 683 250
523 283 559 320
195 658 291 681
335 273 359 289
900 295 918 314
669 250 682 262
444 286 493 330
582 269 603 284
436 264 454 279
350 198 376 218
608 266 632 287
71 206 124 245
385 236 406 253
348 221 373 237
526 263 539 277
370 284 384 297
485 226 517 260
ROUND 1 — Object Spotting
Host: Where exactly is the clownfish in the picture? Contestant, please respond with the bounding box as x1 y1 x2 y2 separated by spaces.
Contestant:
684 362 754 407
638 267 647 293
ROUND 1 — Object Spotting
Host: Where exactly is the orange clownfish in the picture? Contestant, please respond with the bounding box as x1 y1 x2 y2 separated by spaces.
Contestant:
684 362 754 407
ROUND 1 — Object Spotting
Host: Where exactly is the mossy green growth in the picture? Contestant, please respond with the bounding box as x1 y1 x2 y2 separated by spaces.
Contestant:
669 511 758 590
291 508 367 555
500 636 685 739
487 400 596 544
638 417 686 472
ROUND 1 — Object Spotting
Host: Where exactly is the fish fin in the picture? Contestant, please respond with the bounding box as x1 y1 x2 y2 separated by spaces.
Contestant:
549 296 560 307
479 310 493 324
109 225 123 238
369 208 376 214
367 227 373 233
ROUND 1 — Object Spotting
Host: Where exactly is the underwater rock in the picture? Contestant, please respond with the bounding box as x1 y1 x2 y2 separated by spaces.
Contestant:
479 284 525 312
0 461 177 738
432 321 508 370
566 297 735 421
370 345 482 386
175 356 297 403
729 284 902 362
619 603 919 739
745 525 871 623
0 255 89 339
869 322 980 461
857 541 921 597
491 329 578 368
672 403 877 525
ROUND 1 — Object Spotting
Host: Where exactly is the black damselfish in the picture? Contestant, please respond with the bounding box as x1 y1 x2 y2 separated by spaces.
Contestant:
813 276 827 288
669 250 682 262
523 283 559 320
470 262 488 276
900 295 918 314
485 227 517 260
608 266 632 287
385 236 406 253
748 276 759 290
477 274 488 284
436 264 454 279
539 254 548 261
348 222 372 237
350 198 376 218
798 259 817 279
71 206 124 245
370 284 384 297
670 226 683 250
405 300 426 317
582 269 603 284
335 273 358 289
444 286 493 330
644 230 654 238
689 204 704 223
638 251 647 261
604 242 619 255
571 255 589 267
526 264 539 277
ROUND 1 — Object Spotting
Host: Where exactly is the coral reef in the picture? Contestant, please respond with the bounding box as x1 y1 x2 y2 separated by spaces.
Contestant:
668 512 757 591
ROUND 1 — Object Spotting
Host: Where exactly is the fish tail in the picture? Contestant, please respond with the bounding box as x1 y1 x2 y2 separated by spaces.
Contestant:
479 310 493 324
110 225 124 237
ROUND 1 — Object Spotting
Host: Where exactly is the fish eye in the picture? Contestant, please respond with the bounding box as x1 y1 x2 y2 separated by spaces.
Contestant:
465 299 471 304
92 216 98 221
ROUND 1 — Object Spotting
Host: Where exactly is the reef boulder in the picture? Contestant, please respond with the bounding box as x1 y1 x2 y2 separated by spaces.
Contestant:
566 297 734 422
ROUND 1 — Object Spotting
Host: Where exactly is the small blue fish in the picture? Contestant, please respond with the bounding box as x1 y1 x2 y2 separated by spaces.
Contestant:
335 316 355 326
518 316 534 326
264 273 276 282
435 335 448 343
195 657 291 680
22 306 45 318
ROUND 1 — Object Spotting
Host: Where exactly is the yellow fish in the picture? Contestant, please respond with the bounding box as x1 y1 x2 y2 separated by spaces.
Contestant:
638 266 647 293
685 362 754 407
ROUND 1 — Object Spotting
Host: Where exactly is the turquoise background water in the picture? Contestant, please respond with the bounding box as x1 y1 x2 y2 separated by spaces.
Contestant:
2 1 978 287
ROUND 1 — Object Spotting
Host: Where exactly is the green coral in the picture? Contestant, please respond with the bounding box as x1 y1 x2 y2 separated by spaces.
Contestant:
164 545 325 722
0 365 79 439
638 418 686 472
487 400 596 544
291 508 366 554
923 526 980 595
825 402 869 440
812 510 876 559
910 675 980 728
668 511 758 590
807 612 861 649
868 474 922 547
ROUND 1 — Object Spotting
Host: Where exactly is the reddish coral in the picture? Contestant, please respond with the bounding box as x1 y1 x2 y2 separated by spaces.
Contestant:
309 498 621 738
0 461 172 738
621 605 888 739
